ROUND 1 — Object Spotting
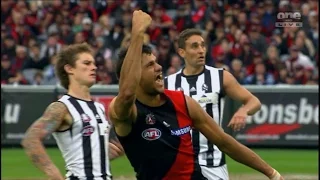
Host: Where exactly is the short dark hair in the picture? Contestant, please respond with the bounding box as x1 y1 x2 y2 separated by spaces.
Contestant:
177 28 203 49
55 43 93 89
116 44 152 79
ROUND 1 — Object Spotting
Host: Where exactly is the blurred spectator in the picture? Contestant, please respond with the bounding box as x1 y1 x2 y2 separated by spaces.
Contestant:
70 0 98 22
245 63 275 85
248 24 267 53
12 45 29 73
98 15 113 37
148 4 174 43
166 54 183 76
277 66 289 84
295 29 316 58
2 36 16 59
230 59 246 84
265 45 283 77
23 44 49 70
43 55 58 85
105 22 125 51
284 45 314 73
174 4 194 32
40 34 62 59
31 70 44 85
191 0 207 28
285 73 296 85
1 54 15 84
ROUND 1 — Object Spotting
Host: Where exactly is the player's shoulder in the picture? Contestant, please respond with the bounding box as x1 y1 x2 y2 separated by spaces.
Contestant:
204 65 224 71
44 101 69 117
165 68 183 79
57 94 71 102
93 101 106 111
164 89 184 97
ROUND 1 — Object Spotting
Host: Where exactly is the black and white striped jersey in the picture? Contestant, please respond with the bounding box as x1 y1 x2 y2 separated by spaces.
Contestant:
52 94 112 180
165 65 226 167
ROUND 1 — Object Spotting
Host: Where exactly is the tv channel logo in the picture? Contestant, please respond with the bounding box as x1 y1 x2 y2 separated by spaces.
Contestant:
275 11 303 27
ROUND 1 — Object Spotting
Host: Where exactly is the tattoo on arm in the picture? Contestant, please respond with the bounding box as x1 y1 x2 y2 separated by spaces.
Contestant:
22 102 67 177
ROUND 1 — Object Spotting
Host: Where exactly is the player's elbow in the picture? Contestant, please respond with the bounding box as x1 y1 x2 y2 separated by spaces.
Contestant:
21 137 32 149
118 90 136 103
246 96 261 115
21 133 42 149
253 96 262 111
215 133 237 154
212 135 229 153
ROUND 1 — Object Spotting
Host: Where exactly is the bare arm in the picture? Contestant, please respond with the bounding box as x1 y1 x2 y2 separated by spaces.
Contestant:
224 70 261 115
223 70 261 131
21 102 67 179
186 96 277 178
109 11 151 136
113 33 144 121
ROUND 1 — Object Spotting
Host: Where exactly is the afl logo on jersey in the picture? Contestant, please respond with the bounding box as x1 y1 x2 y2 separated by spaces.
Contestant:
81 113 91 122
142 128 161 141
82 125 95 136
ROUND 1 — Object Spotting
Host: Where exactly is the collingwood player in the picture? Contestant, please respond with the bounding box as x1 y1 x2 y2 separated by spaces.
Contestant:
22 43 124 180
165 28 261 180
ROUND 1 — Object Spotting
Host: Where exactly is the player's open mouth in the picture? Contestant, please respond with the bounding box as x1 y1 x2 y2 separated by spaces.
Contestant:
198 56 205 60
155 74 163 83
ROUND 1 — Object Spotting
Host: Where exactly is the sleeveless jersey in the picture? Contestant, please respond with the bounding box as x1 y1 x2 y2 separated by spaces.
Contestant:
165 65 226 167
117 90 207 180
52 94 112 180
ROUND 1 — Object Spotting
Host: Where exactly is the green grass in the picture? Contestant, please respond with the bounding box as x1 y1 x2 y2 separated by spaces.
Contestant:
1 148 318 178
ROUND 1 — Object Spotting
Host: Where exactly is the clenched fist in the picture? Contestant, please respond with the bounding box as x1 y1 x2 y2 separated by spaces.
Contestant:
132 10 152 34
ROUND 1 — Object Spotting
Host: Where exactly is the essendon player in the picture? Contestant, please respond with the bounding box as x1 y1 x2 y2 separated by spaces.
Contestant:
108 10 284 180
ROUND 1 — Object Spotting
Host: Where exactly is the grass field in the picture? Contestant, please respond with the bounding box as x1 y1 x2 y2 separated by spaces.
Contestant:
1 148 318 180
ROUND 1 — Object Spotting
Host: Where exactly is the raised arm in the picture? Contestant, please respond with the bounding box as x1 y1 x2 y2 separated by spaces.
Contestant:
21 102 68 180
185 96 283 180
223 70 261 131
109 10 152 136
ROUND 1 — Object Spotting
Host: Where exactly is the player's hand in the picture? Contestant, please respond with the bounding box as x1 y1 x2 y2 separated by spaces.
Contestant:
47 174 64 180
227 107 248 131
46 168 64 180
109 140 124 160
132 10 152 34
269 169 284 180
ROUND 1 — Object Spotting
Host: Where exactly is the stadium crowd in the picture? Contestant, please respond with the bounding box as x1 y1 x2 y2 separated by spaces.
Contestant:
1 0 319 86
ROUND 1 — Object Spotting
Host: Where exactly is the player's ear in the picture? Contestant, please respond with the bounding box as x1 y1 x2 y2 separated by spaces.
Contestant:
64 64 74 75
177 48 185 58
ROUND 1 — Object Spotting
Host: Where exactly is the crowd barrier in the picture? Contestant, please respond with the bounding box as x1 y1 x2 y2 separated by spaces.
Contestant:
1 85 318 147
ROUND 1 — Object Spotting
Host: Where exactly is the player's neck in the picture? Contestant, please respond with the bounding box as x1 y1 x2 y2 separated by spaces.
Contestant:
136 90 165 107
183 65 204 76
68 83 91 101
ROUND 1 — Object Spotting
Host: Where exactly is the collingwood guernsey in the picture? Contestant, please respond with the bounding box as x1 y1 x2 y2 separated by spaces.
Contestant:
165 65 226 167
52 95 112 180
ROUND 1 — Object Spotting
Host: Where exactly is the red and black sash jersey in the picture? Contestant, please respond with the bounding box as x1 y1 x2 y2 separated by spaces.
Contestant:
117 90 207 180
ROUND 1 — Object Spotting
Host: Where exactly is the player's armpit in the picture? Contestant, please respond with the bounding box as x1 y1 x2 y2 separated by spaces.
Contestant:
109 96 136 122
21 102 67 179
108 97 137 137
